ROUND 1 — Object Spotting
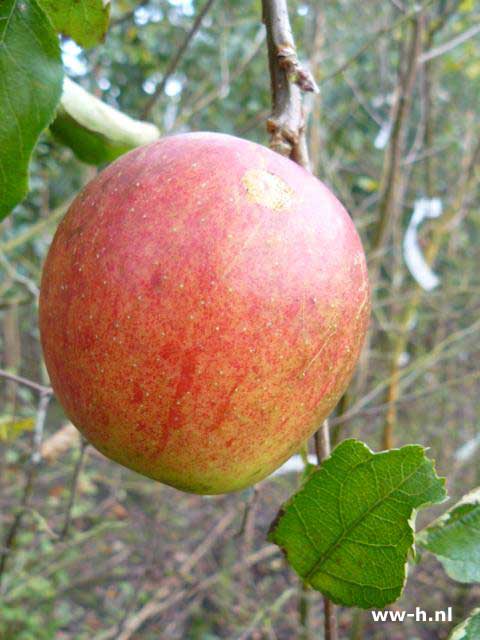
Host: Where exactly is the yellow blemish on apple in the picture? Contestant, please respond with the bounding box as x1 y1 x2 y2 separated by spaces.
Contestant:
242 169 294 211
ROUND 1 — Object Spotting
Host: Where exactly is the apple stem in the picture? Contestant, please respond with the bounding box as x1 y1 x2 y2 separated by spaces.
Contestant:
323 595 338 640
261 0 317 169
314 418 331 463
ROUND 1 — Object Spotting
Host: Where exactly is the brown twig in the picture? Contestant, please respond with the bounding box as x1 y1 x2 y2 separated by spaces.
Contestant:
376 14 424 451
236 486 259 539
261 0 317 168
141 0 217 119
371 14 423 260
178 509 236 578
0 368 52 396
59 438 89 540
421 21 480 62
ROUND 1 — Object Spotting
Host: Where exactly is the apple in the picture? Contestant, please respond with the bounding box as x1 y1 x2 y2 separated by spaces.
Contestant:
39 132 370 494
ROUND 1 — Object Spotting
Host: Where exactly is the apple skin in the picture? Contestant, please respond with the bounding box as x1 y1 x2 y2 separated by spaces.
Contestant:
39 132 370 494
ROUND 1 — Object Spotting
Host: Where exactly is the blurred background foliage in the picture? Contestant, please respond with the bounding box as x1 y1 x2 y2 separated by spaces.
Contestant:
1 0 479 638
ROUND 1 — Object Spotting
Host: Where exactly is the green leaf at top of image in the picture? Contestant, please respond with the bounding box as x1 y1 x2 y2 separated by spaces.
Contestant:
0 0 63 220
417 487 480 583
37 0 110 48
269 439 447 609
449 608 480 640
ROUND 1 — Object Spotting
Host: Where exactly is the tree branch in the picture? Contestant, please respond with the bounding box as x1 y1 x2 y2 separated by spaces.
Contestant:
0 201 69 253
141 0 217 119
420 21 480 63
174 27 266 130
0 249 39 299
261 0 317 168
99 539 277 640
371 14 423 257
319 0 434 85
0 368 52 395
59 438 89 540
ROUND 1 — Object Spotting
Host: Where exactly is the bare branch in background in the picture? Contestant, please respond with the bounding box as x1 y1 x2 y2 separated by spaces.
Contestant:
428 0 464 38
330 317 480 430
420 22 480 63
342 11 424 431
238 588 297 640
0 249 39 299
0 368 52 395
320 0 434 84
305 7 325 175
261 0 318 168
371 15 423 259
174 27 266 130
141 0 217 119
98 517 275 640
59 438 89 540
0 201 70 254
0 390 52 582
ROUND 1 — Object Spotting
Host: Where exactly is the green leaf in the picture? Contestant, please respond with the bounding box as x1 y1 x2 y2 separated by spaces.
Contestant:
417 487 480 583
449 608 480 640
50 78 160 165
0 415 35 441
37 0 110 48
269 439 446 609
357 176 379 192
0 0 63 220
459 0 474 12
